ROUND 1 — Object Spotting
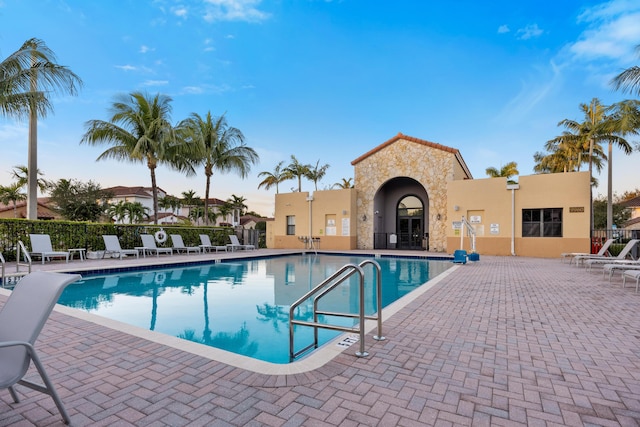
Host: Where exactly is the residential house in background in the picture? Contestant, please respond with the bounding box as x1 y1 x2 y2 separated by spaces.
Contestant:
622 196 640 230
0 198 60 220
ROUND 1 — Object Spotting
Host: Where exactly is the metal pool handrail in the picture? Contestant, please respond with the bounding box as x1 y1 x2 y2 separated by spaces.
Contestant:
288 259 384 361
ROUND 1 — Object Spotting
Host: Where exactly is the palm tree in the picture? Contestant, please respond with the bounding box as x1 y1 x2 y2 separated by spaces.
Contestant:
80 92 196 224
124 201 149 224
11 165 50 193
257 161 287 193
611 44 640 96
228 194 247 225
106 201 128 223
545 98 633 230
0 182 26 217
333 178 354 189
485 161 519 184
306 160 330 191
283 155 310 192
217 202 234 225
605 100 639 228
0 38 82 219
178 112 258 225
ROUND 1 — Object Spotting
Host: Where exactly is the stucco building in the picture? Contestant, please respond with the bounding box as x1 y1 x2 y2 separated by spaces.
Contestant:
267 133 591 258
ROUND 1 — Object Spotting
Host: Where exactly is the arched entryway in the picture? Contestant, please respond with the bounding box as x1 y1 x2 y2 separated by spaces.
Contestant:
372 177 429 250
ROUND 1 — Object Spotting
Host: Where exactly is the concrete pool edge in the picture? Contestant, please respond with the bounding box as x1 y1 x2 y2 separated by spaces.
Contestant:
0 262 459 377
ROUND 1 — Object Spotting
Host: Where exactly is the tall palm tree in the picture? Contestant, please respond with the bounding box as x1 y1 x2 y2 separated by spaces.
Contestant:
0 182 26 217
178 112 258 225
0 38 82 219
306 160 330 191
283 155 310 192
485 161 519 184
545 98 632 230
611 44 640 96
80 92 196 224
257 161 287 193
605 100 639 228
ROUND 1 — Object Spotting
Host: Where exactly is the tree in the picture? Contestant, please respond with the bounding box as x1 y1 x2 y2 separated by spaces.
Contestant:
0 38 82 219
11 165 50 193
48 178 111 222
333 178 354 189
217 202 234 225
178 112 258 225
283 155 311 192
227 194 247 225
0 182 26 217
485 161 519 184
604 100 639 229
81 92 196 224
257 161 287 193
593 194 631 229
611 44 640 96
106 200 128 223
306 160 330 191
123 201 149 224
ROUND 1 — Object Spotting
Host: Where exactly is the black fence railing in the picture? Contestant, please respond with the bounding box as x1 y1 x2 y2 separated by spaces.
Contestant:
373 232 428 250
591 228 640 258
0 218 261 261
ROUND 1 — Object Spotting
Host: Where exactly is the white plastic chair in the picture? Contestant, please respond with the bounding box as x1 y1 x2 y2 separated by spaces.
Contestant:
140 234 173 257
170 234 201 254
102 235 139 260
0 271 82 424
28 234 70 264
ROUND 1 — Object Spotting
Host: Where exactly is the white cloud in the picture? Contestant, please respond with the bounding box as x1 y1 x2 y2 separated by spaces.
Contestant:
115 65 137 71
516 24 543 40
570 0 640 63
497 24 510 34
203 0 270 23
142 80 169 86
172 6 188 18
139 45 154 54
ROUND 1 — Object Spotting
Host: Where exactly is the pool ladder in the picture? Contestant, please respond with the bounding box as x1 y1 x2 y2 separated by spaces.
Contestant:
288 259 385 361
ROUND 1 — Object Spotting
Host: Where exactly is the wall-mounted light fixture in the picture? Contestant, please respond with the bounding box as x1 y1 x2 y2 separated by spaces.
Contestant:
374 210 380 215
454 205 459 211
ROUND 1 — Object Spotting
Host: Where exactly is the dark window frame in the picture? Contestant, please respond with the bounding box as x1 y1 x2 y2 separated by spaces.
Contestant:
286 215 295 235
522 208 562 237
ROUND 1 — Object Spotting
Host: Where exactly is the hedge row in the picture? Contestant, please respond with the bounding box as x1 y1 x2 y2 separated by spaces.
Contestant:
0 218 238 261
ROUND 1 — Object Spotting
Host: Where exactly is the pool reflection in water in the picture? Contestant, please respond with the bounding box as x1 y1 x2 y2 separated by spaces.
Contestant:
59 254 452 363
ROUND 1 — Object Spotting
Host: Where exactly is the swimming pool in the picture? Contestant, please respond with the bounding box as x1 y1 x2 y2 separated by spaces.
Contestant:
58 253 452 363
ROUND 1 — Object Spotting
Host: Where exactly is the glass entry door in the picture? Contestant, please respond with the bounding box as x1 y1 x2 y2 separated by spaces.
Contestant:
397 195 424 250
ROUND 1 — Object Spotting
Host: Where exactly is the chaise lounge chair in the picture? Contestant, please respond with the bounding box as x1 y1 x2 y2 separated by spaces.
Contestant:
0 271 82 425
561 238 614 264
102 235 139 260
227 234 256 251
199 234 227 253
170 234 201 254
622 269 640 292
139 234 173 257
28 234 70 265
601 260 640 282
581 239 639 271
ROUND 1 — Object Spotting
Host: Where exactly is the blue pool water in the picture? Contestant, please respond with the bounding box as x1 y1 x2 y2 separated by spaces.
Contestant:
58 254 452 363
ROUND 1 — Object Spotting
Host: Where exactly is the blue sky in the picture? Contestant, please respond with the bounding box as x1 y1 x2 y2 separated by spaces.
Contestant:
1 0 639 216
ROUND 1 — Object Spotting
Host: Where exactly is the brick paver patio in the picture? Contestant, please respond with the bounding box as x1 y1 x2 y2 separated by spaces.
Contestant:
1 254 640 426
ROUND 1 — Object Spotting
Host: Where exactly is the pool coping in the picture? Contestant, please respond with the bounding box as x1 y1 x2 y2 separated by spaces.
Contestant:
1 250 457 376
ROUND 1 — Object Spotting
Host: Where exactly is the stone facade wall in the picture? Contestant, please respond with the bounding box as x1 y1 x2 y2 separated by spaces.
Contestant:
354 138 460 251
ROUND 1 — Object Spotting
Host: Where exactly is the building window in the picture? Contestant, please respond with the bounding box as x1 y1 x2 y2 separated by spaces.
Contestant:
286 215 295 235
522 208 562 237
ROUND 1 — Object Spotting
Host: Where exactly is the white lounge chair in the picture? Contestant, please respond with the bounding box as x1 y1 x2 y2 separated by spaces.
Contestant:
582 239 639 271
622 269 640 292
0 271 82 424
227 234 255 251
139 234 173 257
170 234 201 254
28 234 70 264
561 238 614 264
199 234 226 253
102 235 139 260
602 261 640 282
